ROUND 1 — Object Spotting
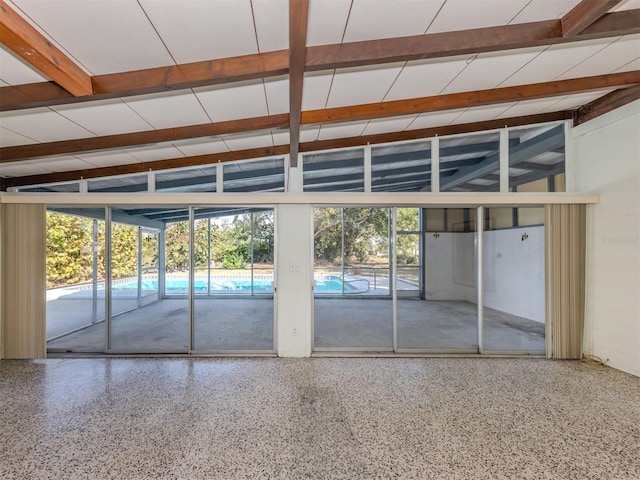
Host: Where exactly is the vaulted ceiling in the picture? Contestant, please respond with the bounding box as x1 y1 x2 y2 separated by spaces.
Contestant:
0 0 639 191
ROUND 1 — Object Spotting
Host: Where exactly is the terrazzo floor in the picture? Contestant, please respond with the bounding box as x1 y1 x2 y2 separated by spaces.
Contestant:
1 358 638 479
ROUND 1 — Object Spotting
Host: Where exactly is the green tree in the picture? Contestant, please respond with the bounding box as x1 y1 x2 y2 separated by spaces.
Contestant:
164 220 189 272
314 208 389 266
46 212 94 287
396 208 420 264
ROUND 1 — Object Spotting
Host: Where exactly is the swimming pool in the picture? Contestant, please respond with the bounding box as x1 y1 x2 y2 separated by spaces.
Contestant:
110 275 360 293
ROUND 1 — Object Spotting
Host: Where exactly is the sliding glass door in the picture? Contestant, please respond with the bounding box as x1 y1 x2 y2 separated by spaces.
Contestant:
107 208 188 353
192 208 275 352
313 207 393 350
396 208 478 351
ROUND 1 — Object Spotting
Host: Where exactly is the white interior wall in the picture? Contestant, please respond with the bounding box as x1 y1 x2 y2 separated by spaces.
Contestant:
424 232 476 301
275 204 313 357
424 227 545 323
572 100 640 377
483 225 545 323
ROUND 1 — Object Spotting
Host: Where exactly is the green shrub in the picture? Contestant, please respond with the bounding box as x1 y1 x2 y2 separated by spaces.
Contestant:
221 250 247 269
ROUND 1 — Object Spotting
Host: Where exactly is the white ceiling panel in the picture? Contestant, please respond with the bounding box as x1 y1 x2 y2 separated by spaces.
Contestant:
611 0 640 11
252 0 288 52
264 77 290 115
427 0 530 34
327 64 404 108
300 127 321 142
0 46 49 85
223 132 274 151
0 80 8 87
558 35 640 80
53 99 152 136
28 156 98 172
452 104 516 124
545 90 614 111
499 38 617 87
173 138 229 157
615 57 640 72
0 108 94 142
126 145 185 162
271 131 289 146
11 0 173 75
0 161 51 177
362 115 418 135
0 126 37 147
139 0 257 64
442 47 546 94
125 91 210 129
343 0 443 42
495 97 569 118
384 57 470 101
307 0 351 46
302 72 333 110
317 121 369 140
76 151 141 168
405 109 467 130
195 81 269 122
510 0 579 24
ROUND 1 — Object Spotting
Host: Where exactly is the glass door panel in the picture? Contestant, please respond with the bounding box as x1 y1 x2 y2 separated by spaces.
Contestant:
140 229 159 305
397 208 478 351
108 208 188 352
193 208 275 352
482 207 546 353
313 207 392 350
46 208 106 352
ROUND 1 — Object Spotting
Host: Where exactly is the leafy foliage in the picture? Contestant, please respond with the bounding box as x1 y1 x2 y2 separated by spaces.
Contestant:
314 208 389 266
46 210 276 288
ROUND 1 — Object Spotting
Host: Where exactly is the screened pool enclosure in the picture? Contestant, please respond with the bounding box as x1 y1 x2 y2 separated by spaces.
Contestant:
46 207 275 353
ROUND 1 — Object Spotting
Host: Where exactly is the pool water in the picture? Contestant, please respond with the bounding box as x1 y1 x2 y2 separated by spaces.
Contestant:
111 276 355 293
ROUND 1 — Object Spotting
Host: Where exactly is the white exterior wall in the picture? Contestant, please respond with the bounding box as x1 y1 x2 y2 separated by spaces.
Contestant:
572 101 640 377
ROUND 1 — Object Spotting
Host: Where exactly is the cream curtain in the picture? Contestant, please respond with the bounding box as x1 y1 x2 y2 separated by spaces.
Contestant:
1 204 46 359
545 204 586 360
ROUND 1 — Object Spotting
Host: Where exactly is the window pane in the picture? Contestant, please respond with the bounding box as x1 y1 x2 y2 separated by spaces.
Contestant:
304 149 364 192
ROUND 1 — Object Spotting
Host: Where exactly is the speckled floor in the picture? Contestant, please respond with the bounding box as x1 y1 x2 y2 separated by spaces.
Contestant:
0 358 638 480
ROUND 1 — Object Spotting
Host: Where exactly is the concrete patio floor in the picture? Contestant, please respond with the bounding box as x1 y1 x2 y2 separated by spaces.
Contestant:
47 297 544 354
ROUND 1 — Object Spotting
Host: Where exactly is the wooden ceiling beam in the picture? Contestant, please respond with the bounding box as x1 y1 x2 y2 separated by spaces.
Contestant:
299 111 571 153
301 71 640 126
2 111 570 188
0 114 289 162
305 10 638 71
288 0 309 168
0 50 289 111
2 71 632 163
2 10 638 112
0 0 92 96
3 70 629 163
561 0 623 37
93 50 289 96
573 86 640 126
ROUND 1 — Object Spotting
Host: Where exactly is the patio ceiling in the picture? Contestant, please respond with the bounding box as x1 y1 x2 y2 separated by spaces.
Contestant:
1 0 639 191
